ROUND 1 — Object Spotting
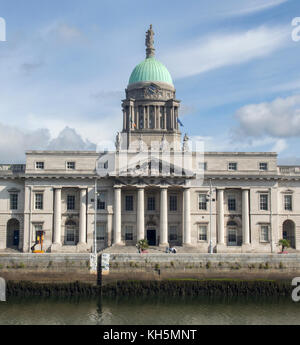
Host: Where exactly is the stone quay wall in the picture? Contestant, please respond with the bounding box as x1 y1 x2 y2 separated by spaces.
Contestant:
0 253 300 282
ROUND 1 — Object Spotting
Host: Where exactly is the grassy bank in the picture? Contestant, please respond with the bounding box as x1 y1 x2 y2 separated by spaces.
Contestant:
5 279 293 297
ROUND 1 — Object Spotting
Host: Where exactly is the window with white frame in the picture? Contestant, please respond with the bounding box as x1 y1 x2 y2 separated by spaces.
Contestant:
35 161 44 170
147 196 155 211
284 194 292 211
98 161 108 169
260 225 269 242
97 192 106 210
198 162 207 171
228 195 236 211
198 194 207 210
198 224 207 241
96 223 106 241
228 162 237 171
67 195 75 210
259 162 268 171
169 195 177 211
10 193 18 210
125 225 133 241
35 193 43 210
67 161 75 170
169 225 177 241
260 194 268 211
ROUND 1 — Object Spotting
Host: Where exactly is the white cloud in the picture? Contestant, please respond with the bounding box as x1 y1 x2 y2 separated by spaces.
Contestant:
0 124 96 163
162 26 288 79
40 22 86 43
48 127 96 151
271 138 287 153
224 0 288 17
235 94 300 137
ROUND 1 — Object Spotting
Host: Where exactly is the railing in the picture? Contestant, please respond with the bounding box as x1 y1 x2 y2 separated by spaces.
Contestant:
278 166 300 174
0 164 26 173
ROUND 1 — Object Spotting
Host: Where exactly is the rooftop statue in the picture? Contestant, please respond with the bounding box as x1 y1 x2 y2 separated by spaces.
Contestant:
145 24 155 58
183 133 190 152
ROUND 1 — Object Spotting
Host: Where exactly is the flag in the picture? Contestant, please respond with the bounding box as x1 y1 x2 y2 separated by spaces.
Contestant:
177 118 184 127
130 115 136 128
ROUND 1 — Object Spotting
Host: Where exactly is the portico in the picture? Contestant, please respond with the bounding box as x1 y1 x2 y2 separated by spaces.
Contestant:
112 180 189 247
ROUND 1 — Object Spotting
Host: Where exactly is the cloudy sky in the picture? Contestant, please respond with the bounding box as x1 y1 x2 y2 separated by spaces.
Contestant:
0 0 299 163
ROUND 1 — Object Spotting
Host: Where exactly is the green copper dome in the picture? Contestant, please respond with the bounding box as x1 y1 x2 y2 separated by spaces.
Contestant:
128 57 173 86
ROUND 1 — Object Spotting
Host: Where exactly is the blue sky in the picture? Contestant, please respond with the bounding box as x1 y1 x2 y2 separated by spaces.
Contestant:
0 0 299 163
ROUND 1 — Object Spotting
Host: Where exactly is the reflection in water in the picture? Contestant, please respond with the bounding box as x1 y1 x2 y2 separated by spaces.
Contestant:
0 295 299 325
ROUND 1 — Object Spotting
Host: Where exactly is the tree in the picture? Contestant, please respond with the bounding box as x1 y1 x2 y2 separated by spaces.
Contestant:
278 239 290 253
136 239 149 252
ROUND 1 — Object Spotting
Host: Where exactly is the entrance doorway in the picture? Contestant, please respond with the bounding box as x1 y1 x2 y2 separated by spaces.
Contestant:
283 220 295 249
7 219 20 249
228 227 237 246
147 229 156 246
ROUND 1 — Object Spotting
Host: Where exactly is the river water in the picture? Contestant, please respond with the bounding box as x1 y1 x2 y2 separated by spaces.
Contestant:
0 296 300 325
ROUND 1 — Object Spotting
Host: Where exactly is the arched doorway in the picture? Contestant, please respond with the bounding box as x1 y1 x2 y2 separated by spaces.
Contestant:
283 220 295 249
64 220 77 245
6 219 20 249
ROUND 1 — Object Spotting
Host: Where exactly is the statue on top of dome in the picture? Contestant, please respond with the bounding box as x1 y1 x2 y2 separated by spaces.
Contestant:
145 24 155 58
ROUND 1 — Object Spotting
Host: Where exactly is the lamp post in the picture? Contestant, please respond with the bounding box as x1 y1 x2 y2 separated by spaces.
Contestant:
209 179 213 254
94 178 98 255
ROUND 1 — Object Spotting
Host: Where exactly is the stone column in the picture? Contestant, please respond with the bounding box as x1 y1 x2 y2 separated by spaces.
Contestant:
217 189 225 244
164 107 167 129
53 188 62 244
183 188 191 245
242 189 250 245
137 187 145 241
79 188 87 244
160 187 168 246
113 186 122 245
123 109 126 130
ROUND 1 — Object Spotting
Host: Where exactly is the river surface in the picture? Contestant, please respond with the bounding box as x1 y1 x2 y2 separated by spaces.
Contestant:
0 296 299 325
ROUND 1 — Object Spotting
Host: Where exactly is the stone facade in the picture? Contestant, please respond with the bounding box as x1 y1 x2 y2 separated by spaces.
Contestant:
0 27 299 254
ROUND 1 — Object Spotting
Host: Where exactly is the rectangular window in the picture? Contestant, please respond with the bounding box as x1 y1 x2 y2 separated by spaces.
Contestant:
260 225 269 242
67 161 75 170
284 194 292 211
67 195 75 210
198 225 207 241
198 194 207 210
198 162 207 171
125 225 133 241
169 225 177 241
10 193 18 210
125 195 134 211
228 196 236 211
228 162 237 171
96 223 106 241
147 196 155 211
260 194 268 211
259 162 268 171
35 162 44 170
35 193 43 210
97 192 106 210
169 195 177 211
